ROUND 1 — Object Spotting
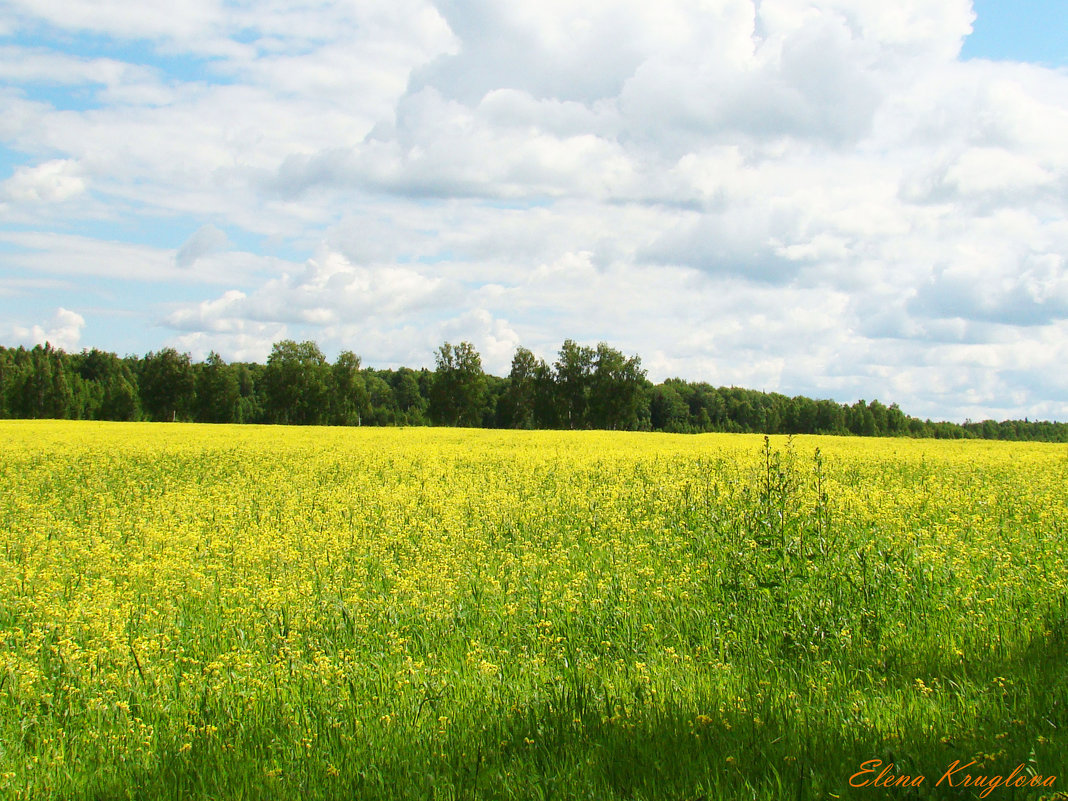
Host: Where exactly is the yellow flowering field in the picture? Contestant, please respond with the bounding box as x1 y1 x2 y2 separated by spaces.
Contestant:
1 420 1066 799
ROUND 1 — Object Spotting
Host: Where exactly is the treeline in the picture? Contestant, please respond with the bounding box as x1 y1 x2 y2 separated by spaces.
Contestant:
1 340 1066 441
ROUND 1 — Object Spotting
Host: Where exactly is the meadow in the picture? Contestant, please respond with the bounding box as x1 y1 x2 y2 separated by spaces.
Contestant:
1 420 1066 800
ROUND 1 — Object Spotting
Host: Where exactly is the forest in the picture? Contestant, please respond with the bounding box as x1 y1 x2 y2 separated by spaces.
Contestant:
1 339 1065 441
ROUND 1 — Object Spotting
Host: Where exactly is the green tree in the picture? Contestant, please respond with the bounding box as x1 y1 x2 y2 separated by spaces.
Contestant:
392 368 428 424
6 344 75 419
868 399 889 436
588 342 646 430
70 348 138 420
195 352 240 423
263 340 330 425
500 347 542 429
430 341 488 427
650 384 689 431
330 351 369 426
788 396 818 434
7 346 46 418
531 358 560 428
363 373 396 425
102 373 140 421
554 339 594 429
815 399 845 434
140 348 196 422
886 403 907 435
0 347 13 418
39 344 73 418
230 363 265 423
849 400 877 437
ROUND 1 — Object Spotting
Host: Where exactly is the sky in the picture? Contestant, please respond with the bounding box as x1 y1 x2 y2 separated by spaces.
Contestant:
1 0 1066 423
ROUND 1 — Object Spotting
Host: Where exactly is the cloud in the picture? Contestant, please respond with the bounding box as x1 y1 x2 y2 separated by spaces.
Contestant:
168 328 284 364
2 0 1068 421
2 159 86 203
160 252 521 368
0 231 207 282
1 0 224 43
166 297 290 363
0 45 162 92
176 224 230 267
164 251 456 332
0 231 286 295
906 233 1068 328
8 307 86 351
0 2 454 232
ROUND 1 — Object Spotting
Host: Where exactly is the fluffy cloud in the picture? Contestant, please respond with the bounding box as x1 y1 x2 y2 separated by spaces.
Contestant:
2 0 1067 421
8 306 85 350
2 159 85 203
163 251 462 361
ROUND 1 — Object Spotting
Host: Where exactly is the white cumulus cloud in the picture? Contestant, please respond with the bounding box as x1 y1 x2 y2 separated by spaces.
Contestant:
2 159 86 203
9 307 86 351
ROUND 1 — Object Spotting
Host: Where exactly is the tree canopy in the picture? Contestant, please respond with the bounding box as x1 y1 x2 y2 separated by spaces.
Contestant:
1 339 1065 442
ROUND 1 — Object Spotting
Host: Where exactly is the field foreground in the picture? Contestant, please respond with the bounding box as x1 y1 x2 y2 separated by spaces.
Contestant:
1 421 1067 799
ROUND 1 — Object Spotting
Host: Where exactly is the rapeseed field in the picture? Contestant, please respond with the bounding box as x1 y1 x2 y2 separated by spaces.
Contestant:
1 421 1066 799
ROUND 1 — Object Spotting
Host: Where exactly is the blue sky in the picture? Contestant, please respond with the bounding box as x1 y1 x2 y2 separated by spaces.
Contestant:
962 0 1067 66
2 0 1067 422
